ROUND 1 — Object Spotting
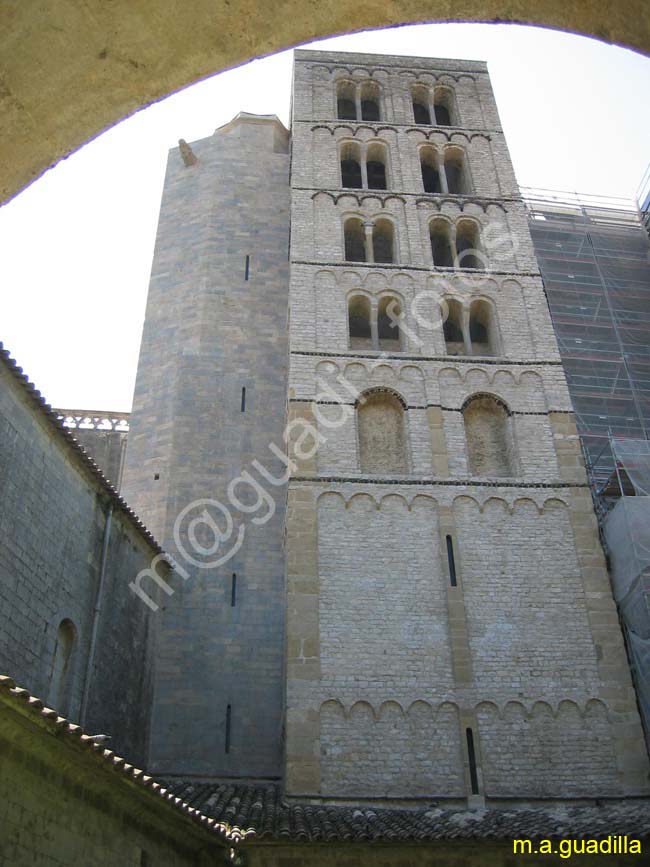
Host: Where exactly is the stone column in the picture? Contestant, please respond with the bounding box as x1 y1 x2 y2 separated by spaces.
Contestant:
435 150 449 194
285 485 321 795
450 224 459 269
370 298 379 349
461 305 472 356
363 221 374 264
429 92 437 126
360 155 368 190
354 89 362 123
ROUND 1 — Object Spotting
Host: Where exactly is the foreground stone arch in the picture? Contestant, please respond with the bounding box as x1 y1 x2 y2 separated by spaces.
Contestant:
2 0 649 205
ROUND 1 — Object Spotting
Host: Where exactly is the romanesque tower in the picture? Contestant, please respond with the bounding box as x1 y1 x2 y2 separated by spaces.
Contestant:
283 49 650 801
121 48 649 801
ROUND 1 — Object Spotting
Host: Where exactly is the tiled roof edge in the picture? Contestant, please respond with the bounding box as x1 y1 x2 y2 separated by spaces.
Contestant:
0 675 255 845
0 343 165 559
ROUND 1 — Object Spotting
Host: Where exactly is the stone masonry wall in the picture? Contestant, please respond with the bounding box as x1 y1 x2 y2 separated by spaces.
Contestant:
0 355 158 765
121 115 291 778
285 50 649 802
0 690 222 866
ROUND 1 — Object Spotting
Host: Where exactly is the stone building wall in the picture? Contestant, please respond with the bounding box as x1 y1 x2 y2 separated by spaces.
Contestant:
56 411 130 491
0 348 160 765
120 115 291 779
0 680 223 867
284 49 649 802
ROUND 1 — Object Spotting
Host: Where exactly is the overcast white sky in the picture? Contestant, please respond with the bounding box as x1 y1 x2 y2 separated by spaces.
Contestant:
1 23 649 411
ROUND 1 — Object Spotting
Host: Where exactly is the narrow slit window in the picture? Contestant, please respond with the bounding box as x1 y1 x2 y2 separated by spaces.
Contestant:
244 255 250 280
231 573 237 607
241 387 246 412
446 535 457 587
466 728 479 794
225 704 232 753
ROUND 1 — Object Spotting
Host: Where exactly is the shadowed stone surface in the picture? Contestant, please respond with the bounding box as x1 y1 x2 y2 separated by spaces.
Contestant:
121 114 290 778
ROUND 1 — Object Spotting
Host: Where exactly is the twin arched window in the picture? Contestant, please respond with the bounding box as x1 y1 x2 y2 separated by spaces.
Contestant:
420 145 470 195
355 389 516 478
348 294 402 351
341 142 388 190
444 298 496 356
357 390 408 474
463 395 515 477
411 84 455 126
344 217 395 264
430 218 483 270
337 80 381 121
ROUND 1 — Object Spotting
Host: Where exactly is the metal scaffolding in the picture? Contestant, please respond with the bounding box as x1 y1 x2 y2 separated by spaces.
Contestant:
524 187 650 490
638 163 650 237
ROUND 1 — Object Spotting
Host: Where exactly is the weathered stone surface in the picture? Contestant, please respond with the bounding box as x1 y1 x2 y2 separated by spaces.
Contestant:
284 50 649 801
0 349 159 765
121 114 290 778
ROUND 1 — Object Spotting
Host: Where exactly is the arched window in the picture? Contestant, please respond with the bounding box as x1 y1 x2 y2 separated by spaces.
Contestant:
377 296 401 350
433 88 454 126
443 298 465 355
456 220 482 270
430 219 454 267
420 146 441 194
366 142 388 190
360 81 381 121
456 220 481 268
372 219 394 264
49 619 76 714
444 148 468 194
358 391 408 473
340 142 362 189
412 86 431 125
337 81 357 120
435 103 451 125
469 300 495 356
463 395 514 477
348 295 372 349
344 217 367 262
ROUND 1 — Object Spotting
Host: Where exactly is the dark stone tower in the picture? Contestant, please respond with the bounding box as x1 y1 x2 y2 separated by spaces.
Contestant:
122 113 290 778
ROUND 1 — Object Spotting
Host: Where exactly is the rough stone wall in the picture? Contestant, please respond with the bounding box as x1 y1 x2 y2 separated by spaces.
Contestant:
0 360 157 764
243 842 647 867
0 695 221 867
66 426 128 490
285 50 649 802
357 392 407 472
320 699 465 797
463 396 513 476
121 116 290 778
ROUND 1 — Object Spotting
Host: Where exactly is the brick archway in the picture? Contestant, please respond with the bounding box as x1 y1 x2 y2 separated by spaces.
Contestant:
2 0 648 205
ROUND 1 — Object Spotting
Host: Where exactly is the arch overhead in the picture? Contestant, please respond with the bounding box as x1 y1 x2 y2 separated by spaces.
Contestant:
2 4 650 205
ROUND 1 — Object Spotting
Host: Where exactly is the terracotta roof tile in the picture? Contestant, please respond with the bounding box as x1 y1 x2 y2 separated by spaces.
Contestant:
163 779 650 843
0 676 250 844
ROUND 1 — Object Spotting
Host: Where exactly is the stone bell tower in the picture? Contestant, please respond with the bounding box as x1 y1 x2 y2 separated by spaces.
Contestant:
283 49 649 803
